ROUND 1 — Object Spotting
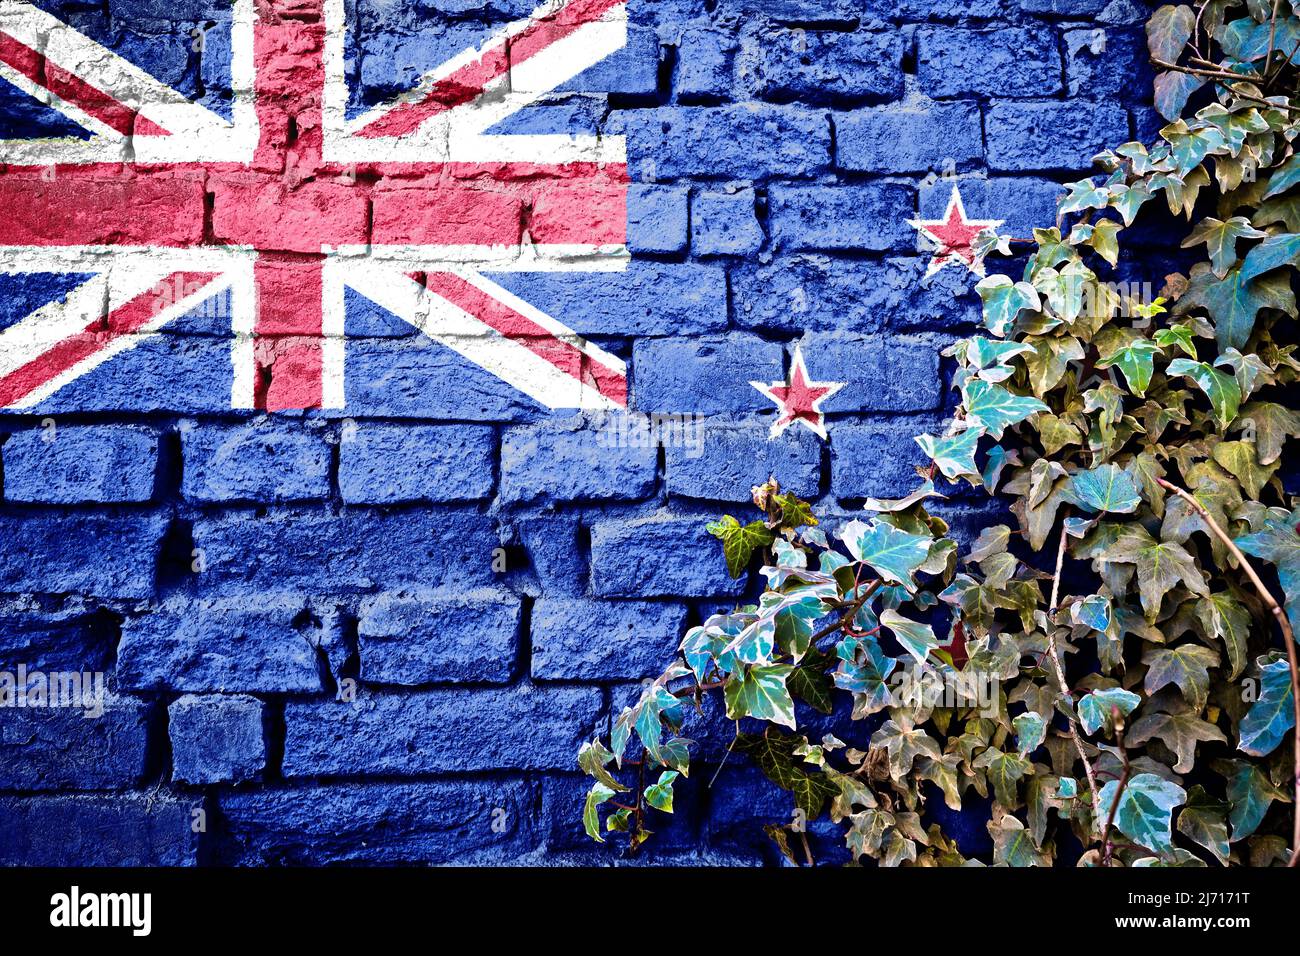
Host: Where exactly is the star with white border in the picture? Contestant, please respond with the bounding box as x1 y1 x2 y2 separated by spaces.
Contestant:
750 346 845 440
907 184 1004 277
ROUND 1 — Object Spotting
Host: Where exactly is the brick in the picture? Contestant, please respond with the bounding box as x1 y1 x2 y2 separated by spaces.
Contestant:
210 175 369 251
182 421 330 503
611 105 830 179
746 29 904 104
282 686 602 775
0 606 118 673
1019 0 1108 15
769 184 914 252
0 514 165 598
2 426 158 503
916 27 1062 98
531 599 687 680
665 419 821 502
0 689 151 790
676 28 735 101
832 418 939 499
917 177 1064 240
798 332 944 413
190 509 502 594
215 781 533 865
837 102 983 174
0 172 205 246
888 0 1009 17
714 0 861 19
490 262 728 336
541 772 705 855
732 255 885 334
986 100 1130 172
0 793 199 866
342 336 545 420
691 188 764 255
559 25 660 95
357 590 520 685
117 600 326 693
1064 27 1152 100
628 184 689 254
632 334 784 414
590 513 745 598
514 513 588 597
169 694 266 785
500 417 657 503
339 424 495 504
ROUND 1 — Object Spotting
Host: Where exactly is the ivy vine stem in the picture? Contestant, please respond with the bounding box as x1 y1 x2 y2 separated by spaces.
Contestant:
1156 477 1300 867
1100 724 1132 867
1045 516 1105 837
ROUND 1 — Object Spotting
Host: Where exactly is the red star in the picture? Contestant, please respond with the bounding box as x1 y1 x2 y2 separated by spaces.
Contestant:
751 346 844 440
908 185 1004 277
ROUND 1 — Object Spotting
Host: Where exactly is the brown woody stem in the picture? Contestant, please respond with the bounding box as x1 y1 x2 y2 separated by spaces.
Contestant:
1156 477 1300 867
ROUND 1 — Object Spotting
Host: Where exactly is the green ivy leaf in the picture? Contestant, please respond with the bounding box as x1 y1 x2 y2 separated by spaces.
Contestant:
880 609 940 666
583 782 616 842
578 740 629 792
962 379 1050 439
735 731 840 819
1235 506 1300 623
787 645 835 715
1154 322 1198 358
841 518 933 588
872 719 942 777
916 428 981 481
1181 216 1267 277
1178 267 1296 353
1212 757 1290 841
974 748 1032 807
1098 773 1187 855
724 663 797 729
1063 463 1143 514
1142 643 1220 711
1096 339 1160 395
1013 712 1047 757
1077 687 1142 736
706 515 776 578
1106 525 1210 621
1239 656 1296 757
975 275 1041 337
643 770 679 812
1127 710 1227 774
1176 785 1230 865
833 636 897 718
1146 3 1195 62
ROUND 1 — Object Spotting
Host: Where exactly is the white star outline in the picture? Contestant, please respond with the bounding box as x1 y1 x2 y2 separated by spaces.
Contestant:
749 345 846 441
906 184 1005 278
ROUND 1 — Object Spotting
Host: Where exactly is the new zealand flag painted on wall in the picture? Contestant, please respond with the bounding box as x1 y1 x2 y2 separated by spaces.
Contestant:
0 0 1156 865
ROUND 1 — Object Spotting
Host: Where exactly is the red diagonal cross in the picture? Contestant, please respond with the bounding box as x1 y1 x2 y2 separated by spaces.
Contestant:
0 0 627 410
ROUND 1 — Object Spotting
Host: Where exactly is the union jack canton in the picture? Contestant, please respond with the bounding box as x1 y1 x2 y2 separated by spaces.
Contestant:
0 0 629 412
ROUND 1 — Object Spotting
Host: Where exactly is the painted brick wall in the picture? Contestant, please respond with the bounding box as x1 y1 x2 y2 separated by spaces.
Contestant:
0 0 1160 865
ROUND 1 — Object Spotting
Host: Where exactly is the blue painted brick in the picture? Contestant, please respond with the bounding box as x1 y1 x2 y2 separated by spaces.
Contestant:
732 255 888 334
2 426 157 503
501 417 657 503
632 334 784 414
0 692 151 790
612 105 830 179
917 176 1064 240
563 25 661 95
531 599 687 680
491 262 727 336
714 0 861 19
832 418 939 499
216 781 533 865
628 184 689 254
282 686 603 775
540 771 705 855
987 100 1130 172
801 332 944 413
665 419 821 502
339 423 495 504
875 256 985 331
1065 27 1152 100
590 513 745 598
0 793 199 866
182 421 330 503
691 188 764 255
190 509 501 594
0 514 165 598
769 184 914 252
117 600 326 693
676 28 735 100
746 29 904 104
514 513 588 597
837 102 983 174
0 606 117 673
357 590 521 685
889 0 1009 17
169 694 266 785
1019 0 1109 15
916 27 1062 97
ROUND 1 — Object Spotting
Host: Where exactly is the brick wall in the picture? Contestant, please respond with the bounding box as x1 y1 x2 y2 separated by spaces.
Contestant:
0 0 1158 865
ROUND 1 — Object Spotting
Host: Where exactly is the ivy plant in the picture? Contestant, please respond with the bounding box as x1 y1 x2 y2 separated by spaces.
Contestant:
578 0 1300 866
